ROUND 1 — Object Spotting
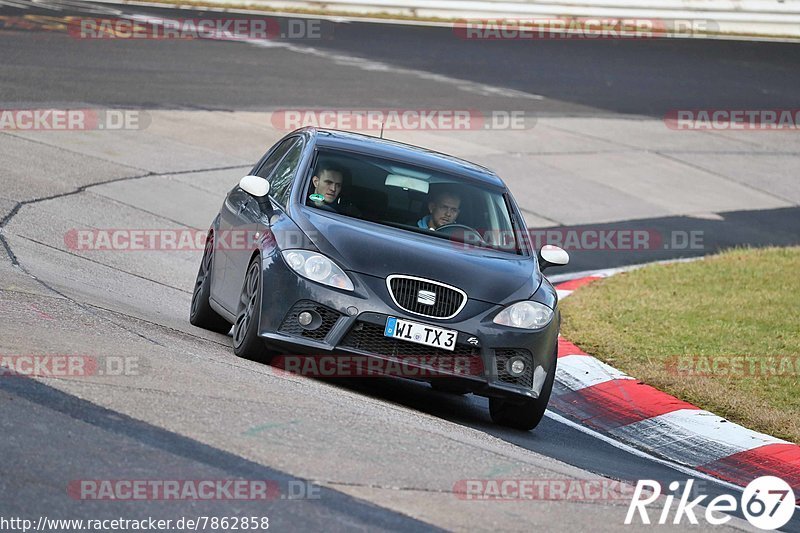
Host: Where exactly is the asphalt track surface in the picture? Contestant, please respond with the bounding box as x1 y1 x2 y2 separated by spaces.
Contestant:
3 1 800 115
2 1 799 274
1 1 799 531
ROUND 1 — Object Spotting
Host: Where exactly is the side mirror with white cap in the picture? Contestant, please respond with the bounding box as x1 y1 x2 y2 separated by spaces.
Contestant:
239 175 270 197
239 175 273 215
538 245 569 271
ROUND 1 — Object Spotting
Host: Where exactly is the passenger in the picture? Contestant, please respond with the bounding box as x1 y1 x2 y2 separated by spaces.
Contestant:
417 190 461 230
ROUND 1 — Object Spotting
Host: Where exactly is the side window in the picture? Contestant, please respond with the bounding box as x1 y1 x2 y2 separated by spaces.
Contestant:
269 139 304 206
255 138 297 180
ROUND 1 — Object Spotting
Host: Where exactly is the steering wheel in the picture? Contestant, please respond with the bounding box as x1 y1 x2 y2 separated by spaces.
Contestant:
435 223 486 245
309 199 339 214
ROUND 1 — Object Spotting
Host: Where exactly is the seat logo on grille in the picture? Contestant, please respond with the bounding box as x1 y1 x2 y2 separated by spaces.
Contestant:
417 290 436 306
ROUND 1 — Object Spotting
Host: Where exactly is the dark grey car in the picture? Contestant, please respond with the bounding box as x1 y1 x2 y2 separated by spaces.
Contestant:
190 128 569 430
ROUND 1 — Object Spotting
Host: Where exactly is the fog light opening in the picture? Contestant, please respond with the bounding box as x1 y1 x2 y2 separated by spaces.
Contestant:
298 310 322 330
298 311 313 326
507 357 526 376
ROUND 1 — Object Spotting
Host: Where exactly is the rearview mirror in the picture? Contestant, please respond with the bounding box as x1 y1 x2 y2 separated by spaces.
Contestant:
538 245 569 271
239 175 270 197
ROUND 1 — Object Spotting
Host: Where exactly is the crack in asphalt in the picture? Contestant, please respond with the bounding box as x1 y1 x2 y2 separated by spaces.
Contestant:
0 233 18 265
0 163 251 247
0 287 66 300
0 172 153 235
9 271 167 347
0 162 252 346
78 300 233 348
15 234 195 295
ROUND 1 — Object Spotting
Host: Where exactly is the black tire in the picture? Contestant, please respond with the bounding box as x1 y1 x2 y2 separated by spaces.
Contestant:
489 356 557 431
431 381 472 395
232 255 272 362
189 232 232 334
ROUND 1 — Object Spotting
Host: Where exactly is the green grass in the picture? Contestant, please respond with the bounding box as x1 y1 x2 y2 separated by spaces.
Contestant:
561 246 800 443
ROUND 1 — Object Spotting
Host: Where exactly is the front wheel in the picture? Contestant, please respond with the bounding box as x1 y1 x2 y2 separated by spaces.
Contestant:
233 256 272 362
189 232 232 334
489 357 556 430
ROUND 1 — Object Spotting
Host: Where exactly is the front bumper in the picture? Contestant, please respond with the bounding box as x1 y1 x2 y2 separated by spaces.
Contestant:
256 252 559 400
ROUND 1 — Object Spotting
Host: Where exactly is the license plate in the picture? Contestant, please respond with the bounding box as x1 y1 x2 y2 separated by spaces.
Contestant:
384 317 457 351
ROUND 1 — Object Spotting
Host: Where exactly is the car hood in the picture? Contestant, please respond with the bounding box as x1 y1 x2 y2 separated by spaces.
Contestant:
298 210 541 304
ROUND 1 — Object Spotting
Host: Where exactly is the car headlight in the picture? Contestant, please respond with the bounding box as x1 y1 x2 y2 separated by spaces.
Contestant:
281 250 354 291
493 301 553 329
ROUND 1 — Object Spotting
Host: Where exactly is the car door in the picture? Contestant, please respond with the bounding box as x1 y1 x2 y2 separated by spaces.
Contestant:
220 136 305 314
214 137 299 313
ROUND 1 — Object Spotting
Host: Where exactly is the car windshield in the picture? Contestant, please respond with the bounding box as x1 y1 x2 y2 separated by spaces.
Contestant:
304 149 524 254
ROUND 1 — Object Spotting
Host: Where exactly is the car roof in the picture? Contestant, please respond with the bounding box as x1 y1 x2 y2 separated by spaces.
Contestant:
299 128 506 189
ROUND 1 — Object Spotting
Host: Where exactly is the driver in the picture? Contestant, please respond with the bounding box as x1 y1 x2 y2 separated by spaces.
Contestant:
417 190 461 230
309 163 361 216
311 164 345 206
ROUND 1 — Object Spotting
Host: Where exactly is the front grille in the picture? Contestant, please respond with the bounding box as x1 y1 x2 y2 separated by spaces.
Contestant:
495 349 534 389
387 275 466 319
340 321 480 366
278 301 341 341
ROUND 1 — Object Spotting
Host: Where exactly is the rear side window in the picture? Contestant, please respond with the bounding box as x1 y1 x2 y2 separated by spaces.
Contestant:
269 139 304 206
255 138 297 180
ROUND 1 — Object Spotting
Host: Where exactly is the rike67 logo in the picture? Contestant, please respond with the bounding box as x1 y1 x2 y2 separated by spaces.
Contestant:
626 476 795 530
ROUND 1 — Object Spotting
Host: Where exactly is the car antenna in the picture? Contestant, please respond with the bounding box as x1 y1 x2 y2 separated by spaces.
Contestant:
380 122 385 139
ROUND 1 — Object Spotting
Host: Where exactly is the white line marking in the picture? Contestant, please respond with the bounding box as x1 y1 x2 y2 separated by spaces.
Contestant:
0 0 32 8
28 0 62 10
83 0 800 43
246 39 543 100
556 353 633 391
548 412 800 516
44 0 122 14
610 409 789 466
545 410 747 490
121 12 543 101
547 411 800 520
548 257 704 284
